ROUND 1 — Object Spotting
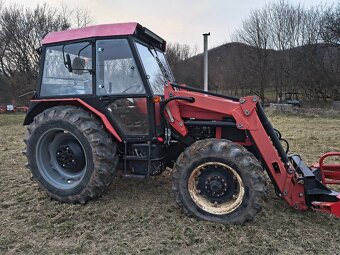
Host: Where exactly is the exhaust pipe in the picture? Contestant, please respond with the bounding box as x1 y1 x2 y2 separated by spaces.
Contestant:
203 32 210 92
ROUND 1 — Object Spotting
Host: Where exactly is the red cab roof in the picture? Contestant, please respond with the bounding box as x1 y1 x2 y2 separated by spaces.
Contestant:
42 22 139 45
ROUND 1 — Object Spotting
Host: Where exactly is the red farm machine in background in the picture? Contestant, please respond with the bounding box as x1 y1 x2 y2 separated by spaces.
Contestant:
0 100 28 114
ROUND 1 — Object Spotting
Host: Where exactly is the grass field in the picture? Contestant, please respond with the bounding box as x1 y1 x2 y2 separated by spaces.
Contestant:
0 113 339 255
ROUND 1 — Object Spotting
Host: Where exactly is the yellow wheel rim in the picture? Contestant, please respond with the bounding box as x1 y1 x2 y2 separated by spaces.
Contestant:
188 162 245 215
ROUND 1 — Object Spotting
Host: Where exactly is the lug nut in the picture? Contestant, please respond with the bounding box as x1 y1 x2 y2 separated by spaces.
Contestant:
288 168 295 174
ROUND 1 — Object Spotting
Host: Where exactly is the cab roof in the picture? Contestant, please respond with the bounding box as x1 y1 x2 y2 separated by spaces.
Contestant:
42 22 166 49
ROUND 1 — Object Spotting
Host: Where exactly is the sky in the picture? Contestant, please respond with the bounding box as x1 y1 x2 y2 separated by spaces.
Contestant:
5 0 337 51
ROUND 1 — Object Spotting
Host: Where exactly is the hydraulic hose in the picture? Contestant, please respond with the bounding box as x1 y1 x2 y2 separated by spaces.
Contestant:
160 96 195 142
274 128 290 154
160 96 195 113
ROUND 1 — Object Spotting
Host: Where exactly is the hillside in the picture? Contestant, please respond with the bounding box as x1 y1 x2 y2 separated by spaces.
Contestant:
172 42 340 102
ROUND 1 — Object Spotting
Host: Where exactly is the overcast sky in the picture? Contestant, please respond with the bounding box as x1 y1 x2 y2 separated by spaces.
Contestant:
5 0 337 50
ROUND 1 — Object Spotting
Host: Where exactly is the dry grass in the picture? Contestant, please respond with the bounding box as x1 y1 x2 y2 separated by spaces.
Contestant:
0 113 339 255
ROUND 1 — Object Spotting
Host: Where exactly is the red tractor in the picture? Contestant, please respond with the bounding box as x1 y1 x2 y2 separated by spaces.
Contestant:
23 22 340 224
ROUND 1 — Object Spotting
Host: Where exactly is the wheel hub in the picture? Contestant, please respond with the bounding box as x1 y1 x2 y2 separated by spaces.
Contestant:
197 167 235 203
207 177 227 196
188 162 245 215
35 128 88 190
56 140 85 171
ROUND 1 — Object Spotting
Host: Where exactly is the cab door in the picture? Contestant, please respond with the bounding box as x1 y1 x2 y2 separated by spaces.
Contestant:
95 38 152 138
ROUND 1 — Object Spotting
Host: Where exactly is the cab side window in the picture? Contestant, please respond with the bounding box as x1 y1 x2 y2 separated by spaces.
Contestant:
96 39 145 95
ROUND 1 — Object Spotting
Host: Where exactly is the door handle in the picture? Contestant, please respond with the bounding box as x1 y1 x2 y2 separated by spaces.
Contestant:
100 95 110 102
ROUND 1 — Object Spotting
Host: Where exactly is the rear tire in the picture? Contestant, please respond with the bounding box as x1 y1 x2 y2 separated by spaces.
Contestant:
172 139 266 224
24 105 118 204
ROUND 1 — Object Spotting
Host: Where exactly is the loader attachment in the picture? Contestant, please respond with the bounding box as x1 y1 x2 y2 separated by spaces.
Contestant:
319 152 340 185
255 103 340 218
309 152 340 216
289 153 340 217
311 197 340 216
164 82 340 219
242 102 340 218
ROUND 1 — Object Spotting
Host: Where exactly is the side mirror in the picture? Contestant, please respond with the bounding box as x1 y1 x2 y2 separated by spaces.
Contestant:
65 53 72 72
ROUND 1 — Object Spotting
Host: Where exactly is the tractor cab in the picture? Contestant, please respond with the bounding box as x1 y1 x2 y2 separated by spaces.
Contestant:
27 23 177 175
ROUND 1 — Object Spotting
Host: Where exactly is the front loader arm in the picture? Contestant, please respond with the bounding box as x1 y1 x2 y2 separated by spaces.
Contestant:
164 83 340 217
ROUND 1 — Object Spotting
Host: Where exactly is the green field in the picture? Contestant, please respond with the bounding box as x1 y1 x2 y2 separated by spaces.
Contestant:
0 113 339 254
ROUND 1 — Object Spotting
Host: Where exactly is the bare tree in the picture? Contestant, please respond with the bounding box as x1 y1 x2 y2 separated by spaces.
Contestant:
166 42 197 69
322 2 340 45
0 3 93 104
231 0 338 102
59 4 92 29
73 8 92 28
233 9 271 101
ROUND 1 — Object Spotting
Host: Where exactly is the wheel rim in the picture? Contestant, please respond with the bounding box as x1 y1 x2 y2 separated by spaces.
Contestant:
188 162 245 215
35 128 87 190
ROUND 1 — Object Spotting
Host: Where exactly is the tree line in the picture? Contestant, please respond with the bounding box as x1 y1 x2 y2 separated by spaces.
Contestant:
0 2 91 104
0 1 339 105
169 0 340 104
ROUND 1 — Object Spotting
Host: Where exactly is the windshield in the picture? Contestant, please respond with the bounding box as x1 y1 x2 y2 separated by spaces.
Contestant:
136 42 174 95
157 49 175 82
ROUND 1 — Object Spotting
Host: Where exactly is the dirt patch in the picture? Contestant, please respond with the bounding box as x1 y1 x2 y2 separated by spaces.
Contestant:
0 114 339 254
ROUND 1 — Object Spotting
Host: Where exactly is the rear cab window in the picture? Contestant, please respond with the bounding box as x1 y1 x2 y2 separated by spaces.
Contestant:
40 42 93 97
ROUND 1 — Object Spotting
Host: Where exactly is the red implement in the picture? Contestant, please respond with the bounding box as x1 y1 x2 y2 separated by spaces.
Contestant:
319 152 340 185
312 195 340 217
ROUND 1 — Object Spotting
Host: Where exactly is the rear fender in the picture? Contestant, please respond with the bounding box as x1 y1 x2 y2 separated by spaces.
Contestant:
24 98 122 142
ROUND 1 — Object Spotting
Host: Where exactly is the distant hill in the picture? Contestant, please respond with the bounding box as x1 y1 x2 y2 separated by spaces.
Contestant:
171 42 340 102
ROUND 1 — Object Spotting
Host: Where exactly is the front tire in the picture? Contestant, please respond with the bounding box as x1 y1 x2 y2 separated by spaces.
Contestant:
24 105 118 204
172 139 266 224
